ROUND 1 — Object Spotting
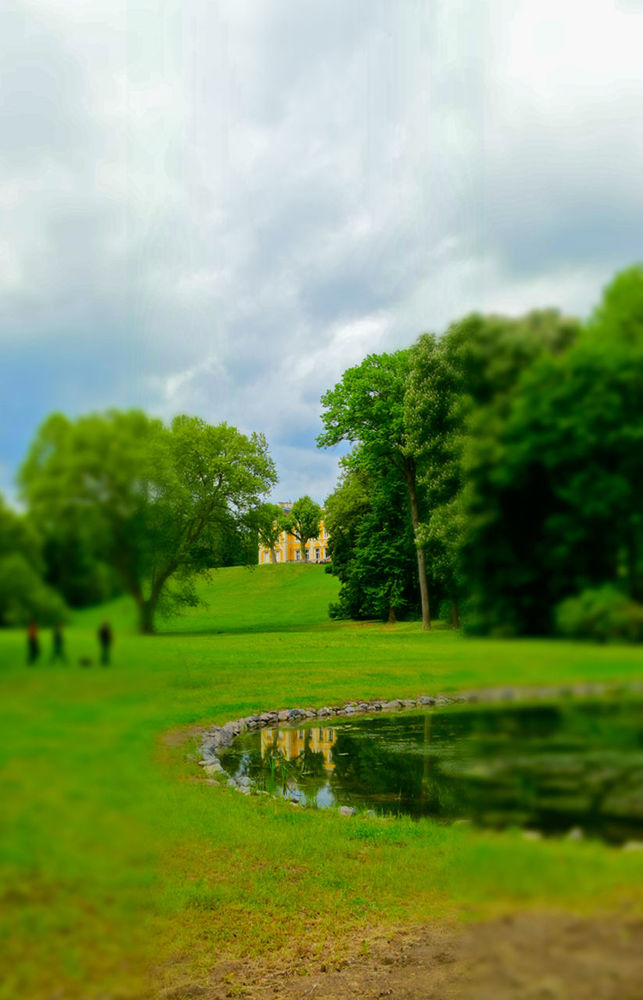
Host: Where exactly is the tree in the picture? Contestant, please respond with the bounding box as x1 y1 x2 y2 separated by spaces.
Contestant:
20 410 277 633
324 455 420 622
404 333 464 625
424 310 579 635
288 496 322 563
0 495 68 627
318 350 432 629
484 313 643 629
256 502 289 563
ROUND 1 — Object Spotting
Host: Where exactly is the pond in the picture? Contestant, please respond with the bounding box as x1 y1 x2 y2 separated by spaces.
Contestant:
219 699 643 844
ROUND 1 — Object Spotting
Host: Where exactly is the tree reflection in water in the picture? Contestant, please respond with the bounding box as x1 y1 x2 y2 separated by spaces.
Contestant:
219 700 643 844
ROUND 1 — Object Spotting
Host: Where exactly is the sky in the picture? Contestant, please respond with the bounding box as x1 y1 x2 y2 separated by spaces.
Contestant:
2 0 643 506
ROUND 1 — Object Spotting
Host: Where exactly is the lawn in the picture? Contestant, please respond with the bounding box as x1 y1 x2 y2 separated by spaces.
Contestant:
1 564 642 999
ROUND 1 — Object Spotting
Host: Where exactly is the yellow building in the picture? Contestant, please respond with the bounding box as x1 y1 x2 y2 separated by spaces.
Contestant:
258 501 329 565
261 726 337 771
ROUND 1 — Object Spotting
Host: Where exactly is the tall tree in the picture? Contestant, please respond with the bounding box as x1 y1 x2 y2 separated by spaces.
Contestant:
324 455 420 622
440 310 587 635
256 502 289 563
288 495 323 562
404 333 464 625
20 411 277 633
318 350 432 629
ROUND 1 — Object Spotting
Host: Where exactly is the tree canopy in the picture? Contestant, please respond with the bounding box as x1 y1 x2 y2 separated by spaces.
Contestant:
256 502 289 563
0 495 67 627
318 264 643 640
288 496 323 562
318 350 432 629
20 410 277 633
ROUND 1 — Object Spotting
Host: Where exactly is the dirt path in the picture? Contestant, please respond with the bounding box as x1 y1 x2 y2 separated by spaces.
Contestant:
161 911 643 999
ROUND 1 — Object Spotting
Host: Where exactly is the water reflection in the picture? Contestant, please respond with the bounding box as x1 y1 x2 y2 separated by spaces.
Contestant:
219 700 643 844
261 726 337 771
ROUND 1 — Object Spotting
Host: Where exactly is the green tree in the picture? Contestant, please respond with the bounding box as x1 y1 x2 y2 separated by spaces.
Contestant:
0 495 68 627
325 456 420 622
449 295 643 635
40 522 122 608
20 410 277 633
318 350 432 629
404 333 464 625
288 495 323 563
431 310 579 634
256 502 289 563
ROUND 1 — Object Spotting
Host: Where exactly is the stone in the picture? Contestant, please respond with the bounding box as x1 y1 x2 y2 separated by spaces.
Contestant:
566 827 584 842
622 840 643 851
339 806 356 817
237 775 251 787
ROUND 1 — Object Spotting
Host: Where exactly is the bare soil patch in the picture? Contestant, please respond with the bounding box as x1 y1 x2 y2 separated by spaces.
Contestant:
160 911 643 1000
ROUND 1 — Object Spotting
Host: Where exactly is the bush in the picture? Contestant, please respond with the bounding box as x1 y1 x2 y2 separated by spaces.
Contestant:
555 585 643 643
0 553 68 627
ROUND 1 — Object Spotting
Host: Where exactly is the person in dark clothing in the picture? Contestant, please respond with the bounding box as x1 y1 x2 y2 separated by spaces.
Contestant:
98 621 112 665
50 623 67 663
27 621 40 665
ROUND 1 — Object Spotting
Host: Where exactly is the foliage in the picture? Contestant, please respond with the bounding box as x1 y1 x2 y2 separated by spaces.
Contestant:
40 523 122 608
0 494 68 627
0 552 68 627
439 310 583 635
404 333 465 621
19 410 277 633
318 349 432 628
555 586 643 644
458 288 642 635
325 458 419 621
287 495 323 561
255 502 289 562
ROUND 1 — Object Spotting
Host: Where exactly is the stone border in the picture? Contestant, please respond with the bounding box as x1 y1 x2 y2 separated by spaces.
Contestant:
197 680 643 796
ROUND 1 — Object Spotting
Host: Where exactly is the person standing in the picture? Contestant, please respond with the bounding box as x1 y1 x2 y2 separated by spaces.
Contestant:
27 621 40 665
98 621 112 665
50 623 67 663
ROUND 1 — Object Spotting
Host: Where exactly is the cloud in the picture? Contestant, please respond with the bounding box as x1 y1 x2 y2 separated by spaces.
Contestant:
1 0 643 504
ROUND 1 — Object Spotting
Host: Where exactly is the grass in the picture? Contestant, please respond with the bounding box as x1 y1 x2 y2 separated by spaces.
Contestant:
1 563 642 998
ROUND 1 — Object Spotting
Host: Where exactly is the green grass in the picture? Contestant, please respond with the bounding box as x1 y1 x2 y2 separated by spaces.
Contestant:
1 564 642 998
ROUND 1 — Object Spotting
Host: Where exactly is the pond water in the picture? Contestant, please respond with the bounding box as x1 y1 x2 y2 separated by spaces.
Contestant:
219 699 643 844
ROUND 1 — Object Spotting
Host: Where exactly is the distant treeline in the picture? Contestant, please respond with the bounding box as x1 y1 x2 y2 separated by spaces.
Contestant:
318 265 643 641
2 265 641 640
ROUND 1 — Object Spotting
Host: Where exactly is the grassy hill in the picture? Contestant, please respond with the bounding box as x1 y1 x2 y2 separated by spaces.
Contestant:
1 564 642 998
71 562 341 634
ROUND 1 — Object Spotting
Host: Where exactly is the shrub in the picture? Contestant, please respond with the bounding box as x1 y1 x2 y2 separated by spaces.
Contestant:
0 553 68 627
555 585 643 643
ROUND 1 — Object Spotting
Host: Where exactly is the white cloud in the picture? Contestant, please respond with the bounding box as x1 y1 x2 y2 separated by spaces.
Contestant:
1 0 642 501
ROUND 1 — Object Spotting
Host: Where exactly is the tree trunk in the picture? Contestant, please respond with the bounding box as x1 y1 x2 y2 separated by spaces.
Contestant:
387 603 397 624
139 599 156 634
269 547 277 563
450 597 460 629
404 459 431 631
